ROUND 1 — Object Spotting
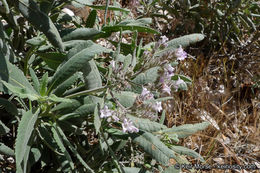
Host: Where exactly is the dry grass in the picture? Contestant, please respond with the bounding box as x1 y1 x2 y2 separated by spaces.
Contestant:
167 51 260 172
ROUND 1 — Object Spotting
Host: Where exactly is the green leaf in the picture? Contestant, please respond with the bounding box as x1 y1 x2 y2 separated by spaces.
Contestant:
0 120 10 135
170 145 204 162
155 34 205 56
50 40 108 89
88 5 130 13
45 94 72 103
132 67 160 86
39 72 48 96
112 91 138 108
51 125 74 171
26 36 45 46
15 109 39 171
37 52 66 70
82 59 102 90
0 97 18 116
29 68 40 92
103 25 160 34
53 72 80 96
94 105 101 134
85 10 97 28
51 99 81 112
0 142 14 156
161 122 210 138
2 81 39 101
55 124 95 173
127 115 167 132
132 131 177 166
0 58 36 94
171 74 192 83
167 34 205 48
18 0 64 51
37 123 64 155
61 28 102 41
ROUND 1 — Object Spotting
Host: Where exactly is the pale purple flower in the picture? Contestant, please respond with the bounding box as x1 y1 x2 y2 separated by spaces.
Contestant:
62 8 75 17
140 87 154 100
160 35 169 46
175 46 187 61
164 64 175 78
122 118 139 133
152 102 163 112
173 77 186 90
143 50 149 56
162 83 171 94
100 105 113 118
108 114 120 122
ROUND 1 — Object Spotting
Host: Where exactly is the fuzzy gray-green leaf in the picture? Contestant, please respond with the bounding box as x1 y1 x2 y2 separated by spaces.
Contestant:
61 28 102 41
131 131 177 166
15 109 39 169
161 122 210 138
50 41 107 89
82 59 102 90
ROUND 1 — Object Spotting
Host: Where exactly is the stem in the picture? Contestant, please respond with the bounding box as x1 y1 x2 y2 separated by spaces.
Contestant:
104 0 110 26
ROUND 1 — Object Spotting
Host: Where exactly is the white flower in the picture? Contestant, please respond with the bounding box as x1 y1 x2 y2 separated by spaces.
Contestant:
140 87 154 100
122 118 139 133
162 83 171 95
175 46 187 61
62 8 75 17
152 102 163 112
100 105 113 118
160 35 169 46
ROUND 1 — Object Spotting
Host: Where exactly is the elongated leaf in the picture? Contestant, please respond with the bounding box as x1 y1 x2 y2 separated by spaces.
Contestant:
0 142 14 156
88 5 130 13
112 91 138 108
132 131 177 166
61 28 102 41
37 52 66 70
26 36 45 46
82 59 102 90
39 72 48 96
103 25 160 34
0 120 10 135
55 124 94 173
29 68 40 92
51 99 81 112
86 10 97 28
50 41 107 89
2 81 39 101
51 125 74 170
161 122 210 138
0 97 18 116
94 105 101 134
132 67 160 85
45 94 72 103
15 109 39 170
127 115 167 132
170 145 204 162
53 72 80 96
167 34 204 49
37 123 63 155
0 58 36 94
18 0 64 51
63 40 88 50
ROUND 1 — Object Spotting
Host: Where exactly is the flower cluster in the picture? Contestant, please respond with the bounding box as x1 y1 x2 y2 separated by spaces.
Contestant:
100 106 138 133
